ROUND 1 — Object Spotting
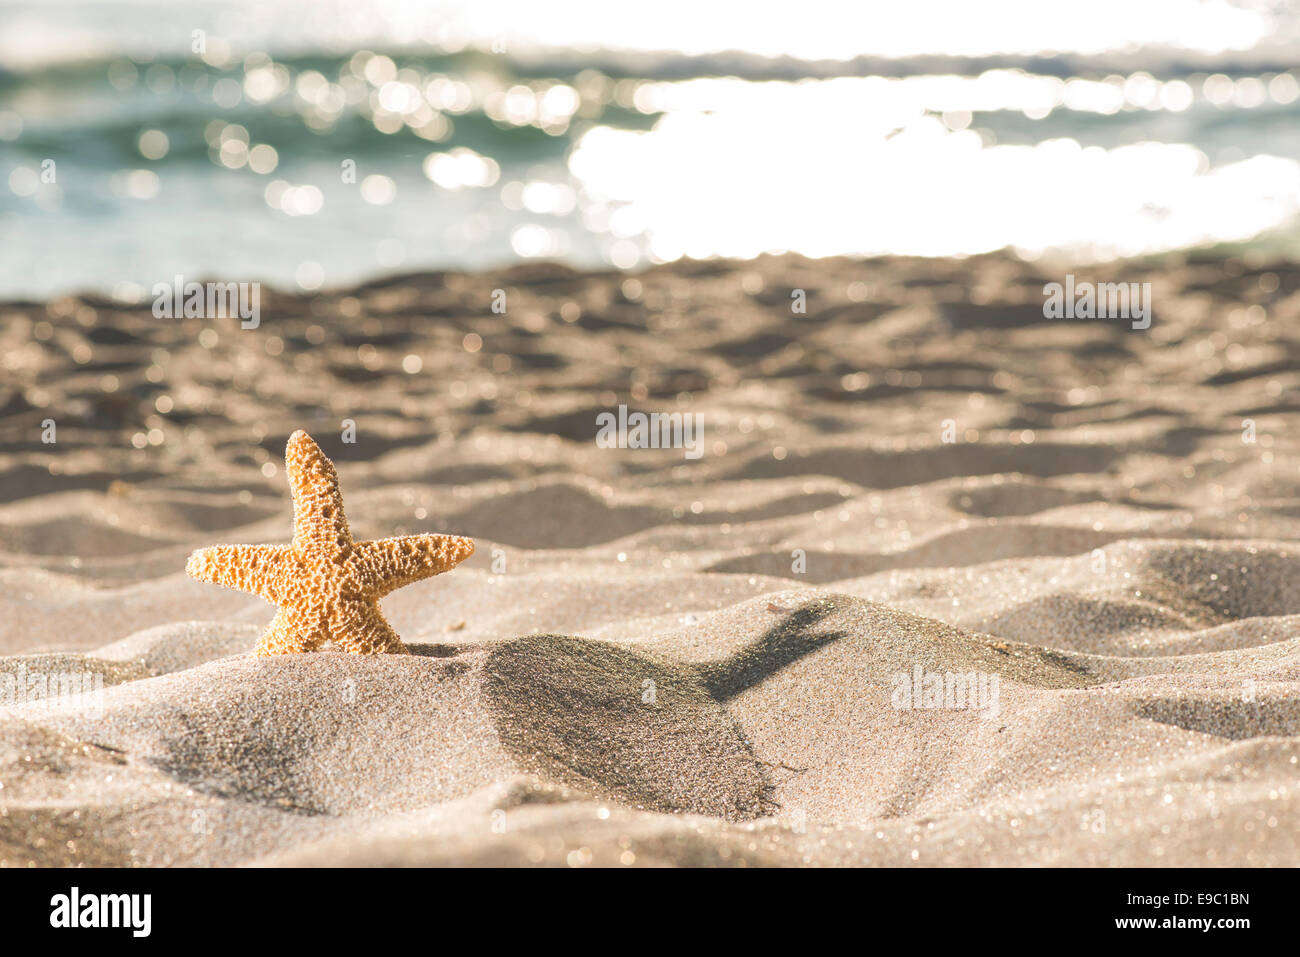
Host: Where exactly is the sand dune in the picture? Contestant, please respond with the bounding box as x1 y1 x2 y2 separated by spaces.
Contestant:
1 253 1297 866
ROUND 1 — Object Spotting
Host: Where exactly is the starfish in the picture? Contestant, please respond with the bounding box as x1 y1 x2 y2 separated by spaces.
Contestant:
186 430 474 655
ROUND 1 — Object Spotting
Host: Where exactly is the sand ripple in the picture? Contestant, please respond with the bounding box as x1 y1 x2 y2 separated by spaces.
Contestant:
2 253 1298 865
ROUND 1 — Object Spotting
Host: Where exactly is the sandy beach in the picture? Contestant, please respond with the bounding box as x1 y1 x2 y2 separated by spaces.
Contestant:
1 251 1297 867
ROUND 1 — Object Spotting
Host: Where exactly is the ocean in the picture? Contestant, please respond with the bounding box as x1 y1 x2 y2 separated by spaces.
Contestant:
2 0 1299 298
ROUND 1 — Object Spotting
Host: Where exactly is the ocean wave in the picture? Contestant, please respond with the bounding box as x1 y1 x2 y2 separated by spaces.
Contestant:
2 0 1300 295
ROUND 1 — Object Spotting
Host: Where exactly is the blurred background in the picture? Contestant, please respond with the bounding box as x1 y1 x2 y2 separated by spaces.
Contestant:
2 0 1300 298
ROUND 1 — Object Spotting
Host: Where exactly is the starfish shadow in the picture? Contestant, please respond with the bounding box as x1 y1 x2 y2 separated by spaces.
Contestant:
696 600 849 702
482 600 848 821
407 643 461 658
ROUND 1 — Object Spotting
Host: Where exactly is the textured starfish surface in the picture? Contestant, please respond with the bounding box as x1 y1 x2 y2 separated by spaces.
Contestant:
186 430 474 655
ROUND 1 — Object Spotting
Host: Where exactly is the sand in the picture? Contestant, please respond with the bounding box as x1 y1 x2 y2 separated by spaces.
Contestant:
0 252 1297 866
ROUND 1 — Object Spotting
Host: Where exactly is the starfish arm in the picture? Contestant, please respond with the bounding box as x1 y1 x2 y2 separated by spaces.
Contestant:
186 544 290 603
350 534 475 598
255 607 327 656
285 430 353 558
330 602 407 654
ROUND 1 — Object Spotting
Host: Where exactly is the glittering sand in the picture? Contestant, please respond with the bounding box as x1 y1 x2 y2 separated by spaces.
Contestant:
1 253 1298 866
